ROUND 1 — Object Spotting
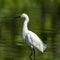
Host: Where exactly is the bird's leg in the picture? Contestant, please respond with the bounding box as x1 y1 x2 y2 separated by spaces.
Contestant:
29 48 33 60
33 48 35 60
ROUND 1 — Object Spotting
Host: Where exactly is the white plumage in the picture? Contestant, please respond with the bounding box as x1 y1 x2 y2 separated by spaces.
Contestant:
21 13 47 52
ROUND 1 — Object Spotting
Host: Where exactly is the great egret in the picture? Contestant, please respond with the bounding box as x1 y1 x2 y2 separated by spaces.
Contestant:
21 13 47 59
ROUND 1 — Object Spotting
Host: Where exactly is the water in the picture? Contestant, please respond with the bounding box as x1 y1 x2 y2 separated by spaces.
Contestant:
0 1 60 60
0 14 60 60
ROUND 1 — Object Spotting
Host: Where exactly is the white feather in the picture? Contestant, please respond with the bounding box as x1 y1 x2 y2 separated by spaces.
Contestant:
26 30 47 52
21 13 47 52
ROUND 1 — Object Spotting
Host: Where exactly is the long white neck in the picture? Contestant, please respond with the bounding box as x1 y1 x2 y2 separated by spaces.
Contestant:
22 17 29 38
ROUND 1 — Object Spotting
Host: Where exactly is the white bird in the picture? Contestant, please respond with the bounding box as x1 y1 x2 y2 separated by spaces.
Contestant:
21 13 47 53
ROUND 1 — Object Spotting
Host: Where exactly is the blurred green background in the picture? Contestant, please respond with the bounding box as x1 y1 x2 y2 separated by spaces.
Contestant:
0 0 60 60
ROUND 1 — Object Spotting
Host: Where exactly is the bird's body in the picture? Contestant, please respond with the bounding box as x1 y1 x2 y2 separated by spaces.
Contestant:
21 13 46 52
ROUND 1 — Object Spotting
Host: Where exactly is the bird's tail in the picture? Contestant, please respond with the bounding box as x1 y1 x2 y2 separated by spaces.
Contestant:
39 43 47 53
43 44 47 52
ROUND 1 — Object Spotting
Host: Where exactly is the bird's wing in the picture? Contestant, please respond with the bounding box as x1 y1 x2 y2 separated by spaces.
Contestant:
28 30 47 52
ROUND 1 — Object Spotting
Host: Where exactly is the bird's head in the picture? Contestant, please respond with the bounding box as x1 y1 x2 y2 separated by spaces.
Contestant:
21 13 29 22
21 13 28 18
